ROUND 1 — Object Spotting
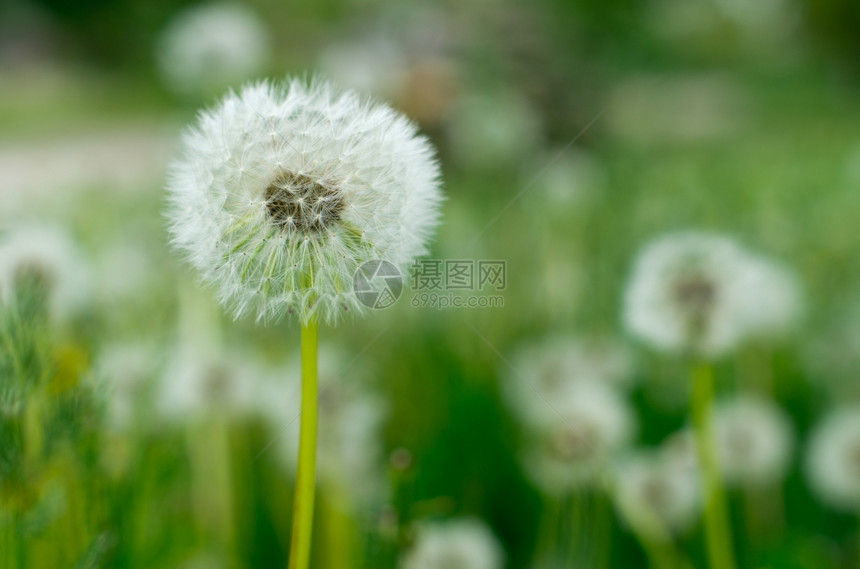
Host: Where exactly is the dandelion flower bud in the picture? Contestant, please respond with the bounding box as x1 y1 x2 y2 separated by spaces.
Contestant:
806 407 860 512
401 518 504 569
713 395 793 487
623 231 761 358
166 78 443 325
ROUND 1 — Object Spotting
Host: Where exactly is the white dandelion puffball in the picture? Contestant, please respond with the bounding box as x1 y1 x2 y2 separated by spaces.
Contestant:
713 395 793 487
166 78 442 325
613 450 700 541
503 335 635 427
523 378 634 495
806 407 860 512
401 518 504 569
156 2 270 95
736 256 803 342
624 231 765 357
0 223 90 318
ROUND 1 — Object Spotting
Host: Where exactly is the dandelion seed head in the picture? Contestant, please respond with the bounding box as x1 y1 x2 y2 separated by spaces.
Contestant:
806 407 860 512
166 77 443 325
0 223 90 319
156 2 270 96
401 518 504 569
614 450 700 541
502 335 635 428
523 378 634 495
713 395 793 487
623 231 785 358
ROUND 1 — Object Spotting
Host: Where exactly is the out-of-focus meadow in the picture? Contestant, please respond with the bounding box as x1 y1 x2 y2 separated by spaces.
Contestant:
3 0 860 568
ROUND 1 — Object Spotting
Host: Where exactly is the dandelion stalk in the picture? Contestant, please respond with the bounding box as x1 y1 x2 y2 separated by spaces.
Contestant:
690 362 735 569
288 318 319 569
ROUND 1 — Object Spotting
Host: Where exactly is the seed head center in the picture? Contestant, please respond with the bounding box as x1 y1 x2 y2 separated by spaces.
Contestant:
264 171 344 233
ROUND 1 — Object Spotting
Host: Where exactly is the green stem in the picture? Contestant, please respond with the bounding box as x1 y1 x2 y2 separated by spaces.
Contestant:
691 362 736 569
288 319 319 569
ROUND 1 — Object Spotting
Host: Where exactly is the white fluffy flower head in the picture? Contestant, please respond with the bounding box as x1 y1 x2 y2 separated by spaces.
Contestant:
523 378 634 495
624 232 770 357
157 2 270 95
401 518 504 569
806 407 860 512
502 335 635 427
713 395 793 487
614 450 700 541
166 78 442 325
0 224 90 319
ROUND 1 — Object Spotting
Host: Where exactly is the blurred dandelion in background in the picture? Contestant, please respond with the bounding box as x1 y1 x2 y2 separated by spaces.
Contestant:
156 2 271 97
712 394 794 488
400 518 504 569
0 223 91 321
806 407 860 512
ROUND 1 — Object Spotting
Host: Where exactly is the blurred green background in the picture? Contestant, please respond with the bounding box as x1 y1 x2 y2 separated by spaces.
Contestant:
3 0 860 568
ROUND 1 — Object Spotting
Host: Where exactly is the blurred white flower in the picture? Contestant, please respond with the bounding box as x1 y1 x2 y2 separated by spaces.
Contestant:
166 78 443 325
503 335 635 427
713 395 793 487
806 407 860 512
401 518 504 569
0 223 90 319
522 378 634 495
96 342 162 431
264 347 388 503
155 348 264 422
156 2 270 95
623 231 797 358
318 35 405 100
737 256 802 342
614 450 700 541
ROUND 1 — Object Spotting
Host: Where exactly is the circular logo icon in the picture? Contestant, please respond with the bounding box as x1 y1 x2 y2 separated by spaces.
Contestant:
353 260 403 309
